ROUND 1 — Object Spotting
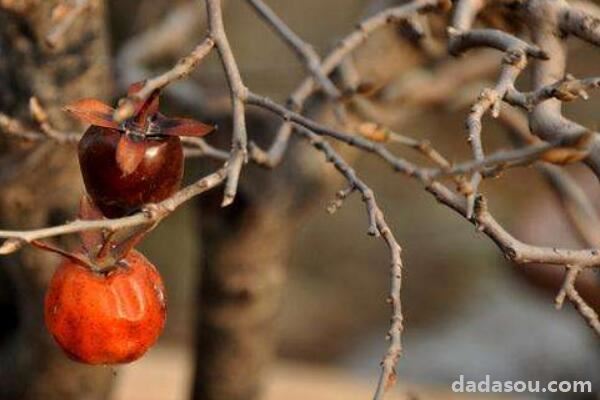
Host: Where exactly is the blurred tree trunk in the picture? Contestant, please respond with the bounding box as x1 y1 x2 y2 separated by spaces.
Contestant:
0 1 113 399
193 192 289 400
192 115 325 400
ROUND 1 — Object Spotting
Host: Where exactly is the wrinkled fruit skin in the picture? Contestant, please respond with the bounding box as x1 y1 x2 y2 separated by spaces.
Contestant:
44 250 166 365
78 126 184 218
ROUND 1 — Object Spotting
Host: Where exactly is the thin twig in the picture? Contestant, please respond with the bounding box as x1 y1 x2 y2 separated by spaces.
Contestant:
250 0 450 167
246 0 340 98
425 138 576 180
463 49 528 217
113 37 215 123
0 112 79 144
505 75 600 110
0 111 228 160
294 125 404 400
555 265 600 336
115 2 229 114
555 265 580 309
205 0 248 206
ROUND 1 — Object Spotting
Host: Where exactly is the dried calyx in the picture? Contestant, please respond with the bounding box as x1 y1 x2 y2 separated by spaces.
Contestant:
32 196 150 273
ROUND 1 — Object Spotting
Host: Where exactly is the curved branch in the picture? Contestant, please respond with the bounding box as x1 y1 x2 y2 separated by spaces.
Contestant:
526 0 600 179
451 0 487 30
448 28 549 58
560 4 600 46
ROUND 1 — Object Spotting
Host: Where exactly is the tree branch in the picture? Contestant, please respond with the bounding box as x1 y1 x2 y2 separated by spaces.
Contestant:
113 37 216 123
0 168 228 254
294 125 404 400
205 0 248 206
246 0 340 98
250 0 451 167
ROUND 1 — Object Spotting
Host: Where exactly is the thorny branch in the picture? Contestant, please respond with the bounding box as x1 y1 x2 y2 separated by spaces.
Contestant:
1 0 600 398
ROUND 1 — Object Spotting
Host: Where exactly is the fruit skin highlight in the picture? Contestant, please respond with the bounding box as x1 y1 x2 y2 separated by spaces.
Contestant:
78 125 184 218
44 250 166 365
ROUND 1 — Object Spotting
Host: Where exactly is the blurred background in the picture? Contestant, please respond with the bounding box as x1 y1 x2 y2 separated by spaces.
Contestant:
109 1 600 399
1 0 599 399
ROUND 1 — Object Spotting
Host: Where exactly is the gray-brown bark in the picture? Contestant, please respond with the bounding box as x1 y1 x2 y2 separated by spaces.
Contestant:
193 192 289 400
0 1 114 398
192 114 323 400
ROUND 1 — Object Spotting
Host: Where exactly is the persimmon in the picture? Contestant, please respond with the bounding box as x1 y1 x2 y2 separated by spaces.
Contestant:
78 125 184 218
44 249 166 365
65 82 214 217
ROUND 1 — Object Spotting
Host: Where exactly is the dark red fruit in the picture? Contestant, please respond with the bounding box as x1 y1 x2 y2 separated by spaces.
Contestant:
65 82 214 218
44 249 166 365
78 126 183 217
